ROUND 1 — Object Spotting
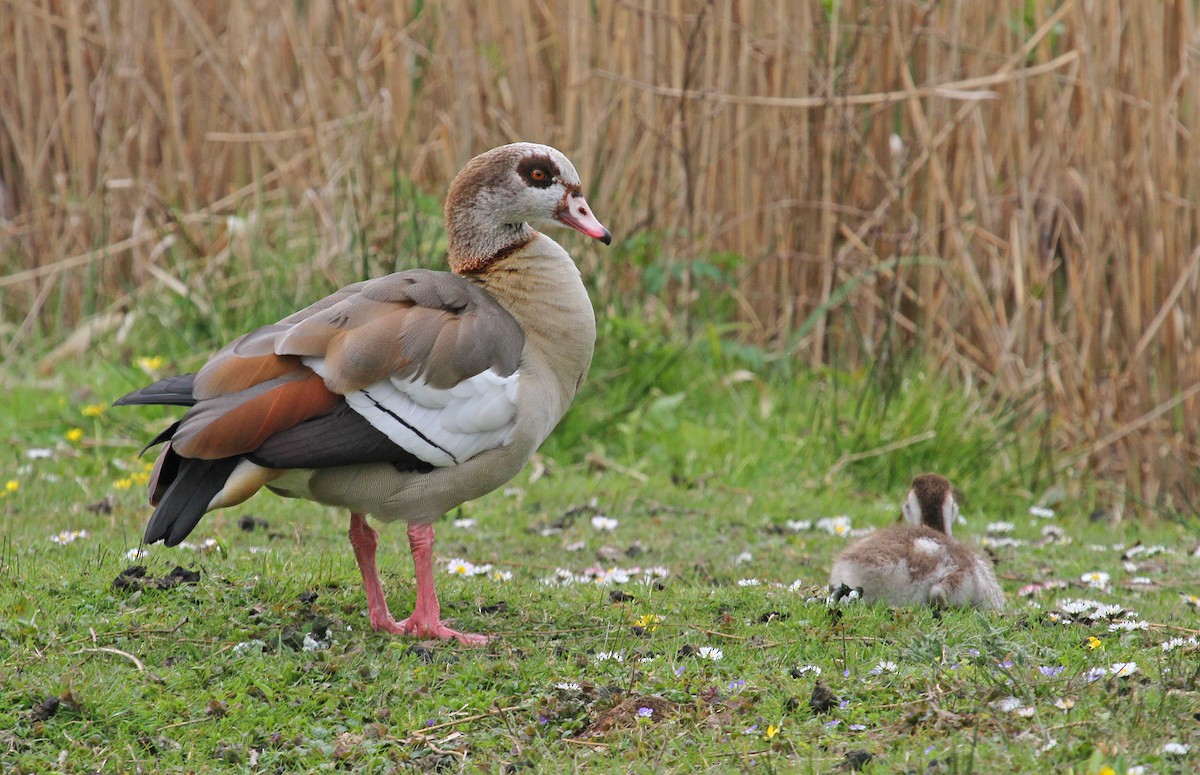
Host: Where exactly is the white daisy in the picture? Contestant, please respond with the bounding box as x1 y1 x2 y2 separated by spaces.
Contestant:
50 529 89 545
591 515 619 531
817 516 853 536
1110 661 1138 677
697 646 724 661
982 537 1025 548
1089 603 1125 620
1081 571 1110 589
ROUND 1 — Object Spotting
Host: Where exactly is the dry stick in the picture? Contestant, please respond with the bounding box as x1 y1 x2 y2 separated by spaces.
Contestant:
584 452 649 483
1145 623 1200 636
406 704 522 737
159 718 209 731
590 50 1076 109
76 646 146 672
824 430 937 485
563 738 611 750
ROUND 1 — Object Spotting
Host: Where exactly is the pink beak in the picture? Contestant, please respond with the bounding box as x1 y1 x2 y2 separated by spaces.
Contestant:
556 194 612 245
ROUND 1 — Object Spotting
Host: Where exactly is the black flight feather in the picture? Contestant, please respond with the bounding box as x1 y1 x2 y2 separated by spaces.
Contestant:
113 374 198 407
144 456 242 546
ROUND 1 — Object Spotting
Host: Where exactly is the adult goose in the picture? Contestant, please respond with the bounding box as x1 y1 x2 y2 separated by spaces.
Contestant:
116 143 610 644
828 474 1004 611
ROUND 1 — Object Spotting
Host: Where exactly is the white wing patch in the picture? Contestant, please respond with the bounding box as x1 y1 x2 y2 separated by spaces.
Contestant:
912 536 945 556
304 358 520 467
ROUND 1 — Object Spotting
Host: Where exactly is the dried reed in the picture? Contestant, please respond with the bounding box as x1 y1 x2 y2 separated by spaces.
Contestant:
1 0 1197 510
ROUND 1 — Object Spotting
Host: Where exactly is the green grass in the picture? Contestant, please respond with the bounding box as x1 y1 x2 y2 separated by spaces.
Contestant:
2 330 1199 773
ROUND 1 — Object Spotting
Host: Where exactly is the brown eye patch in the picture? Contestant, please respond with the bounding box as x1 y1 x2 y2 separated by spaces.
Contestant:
517 155 559 189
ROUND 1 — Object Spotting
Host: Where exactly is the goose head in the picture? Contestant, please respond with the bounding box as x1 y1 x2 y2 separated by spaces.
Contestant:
901 473 958 536
444 142 611 272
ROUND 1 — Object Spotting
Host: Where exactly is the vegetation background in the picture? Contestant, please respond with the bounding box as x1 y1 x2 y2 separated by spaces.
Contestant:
2 1 1198 506
3 3 1200 773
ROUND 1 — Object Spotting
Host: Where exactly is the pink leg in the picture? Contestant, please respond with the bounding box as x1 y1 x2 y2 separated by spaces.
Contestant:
348 513 405 634
347 513 488 645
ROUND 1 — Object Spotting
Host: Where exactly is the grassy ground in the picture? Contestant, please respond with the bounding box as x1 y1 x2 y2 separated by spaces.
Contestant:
2 343 1198 774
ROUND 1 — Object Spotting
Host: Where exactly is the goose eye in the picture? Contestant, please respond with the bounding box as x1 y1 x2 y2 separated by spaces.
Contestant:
531 169 547 181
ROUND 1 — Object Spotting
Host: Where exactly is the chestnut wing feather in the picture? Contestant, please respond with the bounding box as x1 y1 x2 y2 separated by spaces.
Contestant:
131 269 524 466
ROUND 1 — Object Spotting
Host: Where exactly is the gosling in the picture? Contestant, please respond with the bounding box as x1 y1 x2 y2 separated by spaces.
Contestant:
828 474 1004 610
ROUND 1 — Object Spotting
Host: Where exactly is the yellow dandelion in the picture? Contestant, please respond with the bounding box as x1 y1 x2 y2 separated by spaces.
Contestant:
81 403 106 417
65 428 84 443
132 471 151 486
5 480 19 493
1095 767 1116 775
113 478 134 490
137 356 166 373
1086 636 1102 650
764 724 780 741
634 613 663 632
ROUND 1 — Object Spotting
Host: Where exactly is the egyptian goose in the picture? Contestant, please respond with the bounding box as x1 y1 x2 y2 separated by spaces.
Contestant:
115 143 610 644
828 474 1004 610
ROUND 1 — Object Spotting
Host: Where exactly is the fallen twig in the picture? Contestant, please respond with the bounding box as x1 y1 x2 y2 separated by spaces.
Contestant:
76 646 145 672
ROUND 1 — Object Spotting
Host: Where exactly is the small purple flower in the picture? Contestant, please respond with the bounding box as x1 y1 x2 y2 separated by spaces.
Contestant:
998 660 1014 669
675 665 686 677
1039 666 1065 678
925 745 936 755
839 699 850 709
849 724 867 731
743 724 758 734
843 669 851 677
538 715 549 725
636 707 654 718
727 678 746 692
967 649 980 657
825 719 842 729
